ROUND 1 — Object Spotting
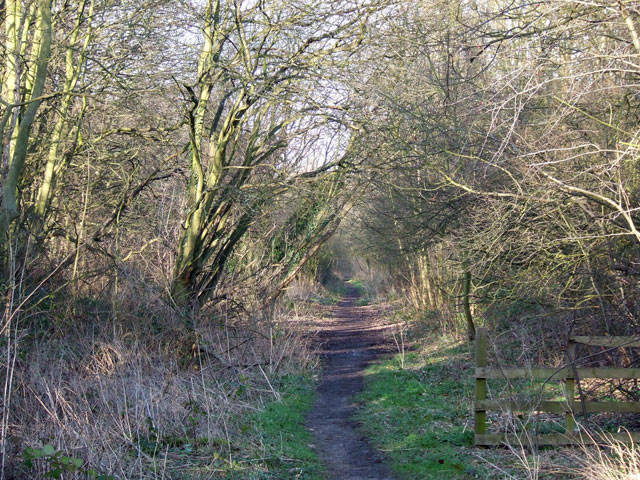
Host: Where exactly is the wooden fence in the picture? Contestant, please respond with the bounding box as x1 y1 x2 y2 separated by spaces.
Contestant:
474 327 640 446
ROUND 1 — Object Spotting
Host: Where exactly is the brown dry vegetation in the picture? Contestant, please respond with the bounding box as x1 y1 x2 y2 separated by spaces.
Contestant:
4 270 323 478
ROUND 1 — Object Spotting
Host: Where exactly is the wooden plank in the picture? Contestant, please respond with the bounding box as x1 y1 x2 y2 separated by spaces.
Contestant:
476 400 570 413
475 327 488 436
565 342 576 434
580 401 640 413
476 366 640 380
571 336 640 348
475 367 569 379
477 399 640 414
475 367 565 379
475 433 577 446
565 367 640 379
475 432 640 447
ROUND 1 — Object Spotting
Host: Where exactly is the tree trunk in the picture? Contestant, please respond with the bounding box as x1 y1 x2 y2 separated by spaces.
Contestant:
462 268 475 341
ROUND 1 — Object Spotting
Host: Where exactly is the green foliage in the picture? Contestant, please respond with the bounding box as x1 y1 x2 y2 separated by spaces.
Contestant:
303 243 336 286
21 445 114 479
347 278 376 305
271 199 323 266
308 292 342 305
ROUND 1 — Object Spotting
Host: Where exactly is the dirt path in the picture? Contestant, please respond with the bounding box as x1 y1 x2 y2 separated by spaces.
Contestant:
307 287 397 480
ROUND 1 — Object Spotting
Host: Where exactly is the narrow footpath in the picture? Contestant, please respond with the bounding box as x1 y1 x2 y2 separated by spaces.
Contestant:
307 287 396 480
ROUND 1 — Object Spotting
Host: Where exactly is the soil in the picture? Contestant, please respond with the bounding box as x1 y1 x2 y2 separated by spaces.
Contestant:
307 286 397 480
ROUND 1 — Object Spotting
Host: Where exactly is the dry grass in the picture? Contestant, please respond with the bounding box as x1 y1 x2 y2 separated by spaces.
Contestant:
2 279 319 479
494 421 640 479
567 431 640 480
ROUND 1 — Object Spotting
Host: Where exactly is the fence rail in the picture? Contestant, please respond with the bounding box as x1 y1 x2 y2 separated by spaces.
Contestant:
476 366 640 380
474 328 640 446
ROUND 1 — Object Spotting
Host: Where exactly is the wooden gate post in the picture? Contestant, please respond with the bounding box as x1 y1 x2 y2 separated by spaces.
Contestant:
475 327 488 437
565 340 577 434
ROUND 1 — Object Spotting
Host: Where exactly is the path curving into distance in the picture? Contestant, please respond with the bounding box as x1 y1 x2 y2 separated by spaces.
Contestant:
307 286 396 480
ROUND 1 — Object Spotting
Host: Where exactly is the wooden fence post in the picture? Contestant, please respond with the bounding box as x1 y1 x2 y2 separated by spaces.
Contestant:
565 340 576 434
475 327 488 438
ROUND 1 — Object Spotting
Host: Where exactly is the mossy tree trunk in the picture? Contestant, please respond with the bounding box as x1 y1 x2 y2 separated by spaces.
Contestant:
33 0 94 230
462 268 475 341
170 0 374 307
0 0 52 257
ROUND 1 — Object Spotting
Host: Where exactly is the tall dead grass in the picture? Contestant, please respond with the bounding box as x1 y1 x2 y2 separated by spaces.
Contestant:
2 273 318 479
568 431 640 480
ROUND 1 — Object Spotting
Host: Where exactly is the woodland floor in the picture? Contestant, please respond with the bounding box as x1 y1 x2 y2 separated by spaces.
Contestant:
306 285 398 480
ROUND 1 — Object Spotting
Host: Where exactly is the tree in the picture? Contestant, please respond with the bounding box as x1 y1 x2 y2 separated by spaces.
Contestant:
1 0 52 248
352 0 640 340
32 0 94 228
170 0 377 307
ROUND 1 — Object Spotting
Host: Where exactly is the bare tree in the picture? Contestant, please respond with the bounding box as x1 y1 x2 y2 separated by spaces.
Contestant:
170 0 379 307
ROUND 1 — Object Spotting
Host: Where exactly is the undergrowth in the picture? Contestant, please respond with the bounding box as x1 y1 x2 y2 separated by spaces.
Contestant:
6 291 324 479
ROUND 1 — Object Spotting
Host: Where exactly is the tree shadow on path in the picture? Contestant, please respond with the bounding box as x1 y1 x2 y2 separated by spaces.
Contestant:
306 284 397 480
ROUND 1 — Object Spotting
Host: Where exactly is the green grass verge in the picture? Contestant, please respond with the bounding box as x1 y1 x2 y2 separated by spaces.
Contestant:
236 374 325 479
355 340 488 479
